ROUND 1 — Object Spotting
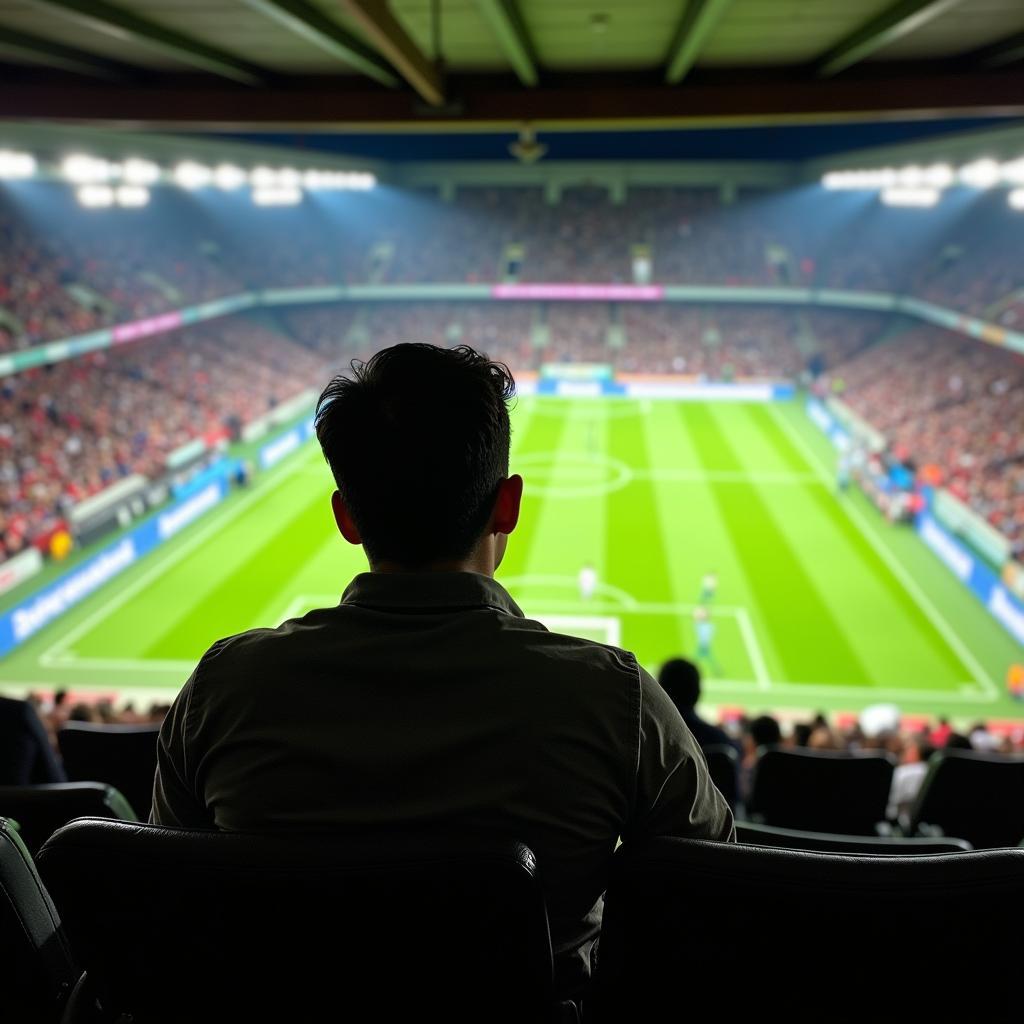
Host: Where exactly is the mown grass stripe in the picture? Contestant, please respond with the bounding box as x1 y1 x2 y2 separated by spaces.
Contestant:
606 407 674 606
682 404 873 685
749 404 972 682
141 487 336 660
498 400 569 582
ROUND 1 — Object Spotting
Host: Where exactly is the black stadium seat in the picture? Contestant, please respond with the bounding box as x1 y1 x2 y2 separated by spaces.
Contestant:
906 748 1024 849
746 745 895 834
736 820 972 854
37 819 569 1023
57 722 159 821
0 817 80 1023
593 837 1024 1022
0 782 137 855
702 743 738 811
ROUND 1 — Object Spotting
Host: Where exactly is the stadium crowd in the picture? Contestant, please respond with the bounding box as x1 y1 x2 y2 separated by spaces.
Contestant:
0 321 326 561
3 183 1023 351
1 181 1022 558
822 324 1024 555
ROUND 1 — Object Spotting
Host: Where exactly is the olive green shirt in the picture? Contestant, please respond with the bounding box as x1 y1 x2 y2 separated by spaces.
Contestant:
152 571 734 995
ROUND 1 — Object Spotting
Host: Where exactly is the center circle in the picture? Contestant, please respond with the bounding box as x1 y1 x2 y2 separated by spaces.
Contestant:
514 451 633 498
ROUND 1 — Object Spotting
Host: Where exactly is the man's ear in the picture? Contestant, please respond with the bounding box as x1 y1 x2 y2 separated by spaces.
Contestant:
331 490 363 546
491 474 523 536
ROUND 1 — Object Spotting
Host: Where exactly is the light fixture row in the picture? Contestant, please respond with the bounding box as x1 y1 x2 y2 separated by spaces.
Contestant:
823 159 1024 208
0 148 375 206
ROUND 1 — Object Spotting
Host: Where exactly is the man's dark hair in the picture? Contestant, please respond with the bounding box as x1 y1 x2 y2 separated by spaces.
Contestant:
315 344 515 566
658 658 701 710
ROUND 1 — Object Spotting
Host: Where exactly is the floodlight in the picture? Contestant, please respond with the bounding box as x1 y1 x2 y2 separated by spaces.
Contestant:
77 184 115 207
880 187 940 207
250 166 278 188
922 163 953 188
0 150 36 179
213 164 246 189
122 158 160 185
959 159 1001 189
63 154 113 183
1000 159 1024 186
252 185 302 206
116 185 150 207
1009 189 1024 211
173 161 213 189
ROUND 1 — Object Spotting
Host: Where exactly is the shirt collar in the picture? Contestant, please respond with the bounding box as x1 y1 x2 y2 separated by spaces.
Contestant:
340 571 524 618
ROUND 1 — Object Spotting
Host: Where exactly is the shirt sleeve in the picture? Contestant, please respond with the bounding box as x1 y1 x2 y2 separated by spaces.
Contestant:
150 667 213 828
623 666 735 844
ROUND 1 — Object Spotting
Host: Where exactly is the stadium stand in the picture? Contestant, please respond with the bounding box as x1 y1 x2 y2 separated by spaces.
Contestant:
3 180 1024 559
0 321 327 560
37 820 571 1023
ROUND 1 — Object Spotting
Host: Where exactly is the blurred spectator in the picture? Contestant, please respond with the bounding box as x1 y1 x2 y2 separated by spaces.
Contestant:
657 657 740 756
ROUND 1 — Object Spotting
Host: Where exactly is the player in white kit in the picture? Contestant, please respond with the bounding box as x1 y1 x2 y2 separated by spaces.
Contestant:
578 563 598 602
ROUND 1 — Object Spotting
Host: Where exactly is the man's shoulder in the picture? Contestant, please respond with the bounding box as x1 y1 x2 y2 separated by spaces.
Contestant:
193 611 332 676
507 618 643 686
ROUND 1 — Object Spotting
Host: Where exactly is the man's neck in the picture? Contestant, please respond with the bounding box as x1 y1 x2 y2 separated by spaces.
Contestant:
370 551 494 577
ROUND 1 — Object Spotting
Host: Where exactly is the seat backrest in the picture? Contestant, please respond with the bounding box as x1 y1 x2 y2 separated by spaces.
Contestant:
594 837 1024 1021
702 744 738 810
0 817 79 1023
0 782 137 856
38 818 555 1022
736 819 972 854
908 749 1024 848
57 722 159 820
746 745 895 833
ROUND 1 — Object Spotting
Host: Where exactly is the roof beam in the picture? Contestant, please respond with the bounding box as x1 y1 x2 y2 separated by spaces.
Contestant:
336 0 444 106
0 27 131 80
238 0 400 87
970 29 1024 69
816 0 964 77
23 0 266 85
474 0 538 87
664 0 734 84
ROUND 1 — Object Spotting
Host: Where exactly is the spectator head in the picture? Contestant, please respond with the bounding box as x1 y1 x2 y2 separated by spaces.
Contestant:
906 734 934 763
54 688 68 707
658 658 701 710
749 715 781 750
315 344 522 570
792 722 813 747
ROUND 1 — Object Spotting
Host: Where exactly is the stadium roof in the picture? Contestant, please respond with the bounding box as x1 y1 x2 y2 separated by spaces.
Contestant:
1 0 1023 135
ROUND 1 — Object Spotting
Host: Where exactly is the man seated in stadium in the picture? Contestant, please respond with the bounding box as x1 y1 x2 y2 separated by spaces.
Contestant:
151 342 734 1000
657 657 740 756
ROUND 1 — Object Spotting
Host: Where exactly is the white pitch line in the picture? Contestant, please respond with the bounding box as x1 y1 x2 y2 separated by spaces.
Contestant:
770 404 999 697
40 654 196 673
736 608 772 691
633 469 822 484
705 679 997 702
39 448 318 665
539 614 623 647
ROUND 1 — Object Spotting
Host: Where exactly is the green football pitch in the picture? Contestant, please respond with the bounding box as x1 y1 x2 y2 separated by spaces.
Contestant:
1 397 1021 722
